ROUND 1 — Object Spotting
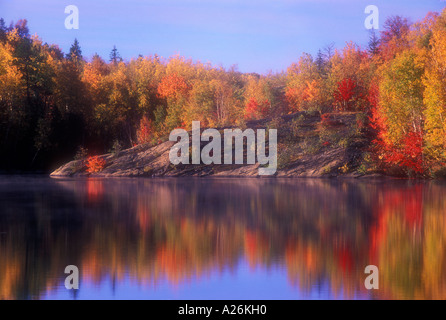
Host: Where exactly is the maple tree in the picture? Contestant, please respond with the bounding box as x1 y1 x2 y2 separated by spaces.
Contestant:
157 73 190 131
333 78 357 111
136 115 155 145
377 131 425 174
244 97 264 120
157 73 189 100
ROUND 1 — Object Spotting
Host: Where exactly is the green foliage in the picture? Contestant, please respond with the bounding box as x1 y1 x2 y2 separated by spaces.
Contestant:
267 116 284 131
277 144 300 170
321 164 332 174
285 117 303 142
74 146 88 161
379 50 425 144
109 140 122 156
301 136 322 155
71 146 88 173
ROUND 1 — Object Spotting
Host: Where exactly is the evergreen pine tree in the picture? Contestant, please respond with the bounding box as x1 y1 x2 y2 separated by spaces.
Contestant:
110 45 122 65
368 29 380 56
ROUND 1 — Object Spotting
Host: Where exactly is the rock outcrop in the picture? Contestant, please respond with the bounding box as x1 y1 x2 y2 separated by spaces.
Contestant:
50 112 373 178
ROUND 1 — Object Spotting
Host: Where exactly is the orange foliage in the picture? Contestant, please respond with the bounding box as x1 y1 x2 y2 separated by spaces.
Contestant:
157 73 189 100
244 97 269 120
5 12 446 177
155 245 188 284
86 156 106 173
303 79 320 103
285 87 304 112
243 230 268 268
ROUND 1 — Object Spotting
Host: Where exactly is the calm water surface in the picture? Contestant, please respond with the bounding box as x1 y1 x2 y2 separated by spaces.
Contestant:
1 176 446 300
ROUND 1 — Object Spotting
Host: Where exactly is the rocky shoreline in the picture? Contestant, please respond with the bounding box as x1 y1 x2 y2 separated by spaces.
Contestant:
50 112 378 178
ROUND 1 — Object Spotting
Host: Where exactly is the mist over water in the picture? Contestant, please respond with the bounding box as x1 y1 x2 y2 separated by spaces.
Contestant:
0 176 445 300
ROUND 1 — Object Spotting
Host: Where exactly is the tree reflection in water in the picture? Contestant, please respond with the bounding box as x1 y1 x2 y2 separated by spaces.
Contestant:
0 177 445 299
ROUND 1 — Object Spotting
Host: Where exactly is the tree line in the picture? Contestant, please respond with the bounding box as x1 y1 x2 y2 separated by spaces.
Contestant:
1 10 446 176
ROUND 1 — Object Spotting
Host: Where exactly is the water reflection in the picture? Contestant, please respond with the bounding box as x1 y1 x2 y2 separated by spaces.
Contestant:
0 176 446 299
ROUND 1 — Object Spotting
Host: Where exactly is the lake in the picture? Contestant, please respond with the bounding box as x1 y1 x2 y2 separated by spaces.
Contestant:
0 176 445 300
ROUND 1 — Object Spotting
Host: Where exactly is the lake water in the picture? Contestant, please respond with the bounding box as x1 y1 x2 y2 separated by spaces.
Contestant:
0 176 445 300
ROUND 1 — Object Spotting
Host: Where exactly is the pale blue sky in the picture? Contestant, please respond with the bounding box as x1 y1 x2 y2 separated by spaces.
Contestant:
1 0 445 73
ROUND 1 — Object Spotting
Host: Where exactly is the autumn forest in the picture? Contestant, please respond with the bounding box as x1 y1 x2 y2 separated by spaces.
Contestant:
1 10 446 177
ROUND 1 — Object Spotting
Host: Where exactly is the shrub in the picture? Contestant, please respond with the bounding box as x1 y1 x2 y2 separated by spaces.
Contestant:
322 164 332 174
337 138 349 148
86 156 106 173
71 146 88 174
301 136 322 155
109 140 122 156
355 112 368 133
339 163 349 174
74 146 88 161
432 166 446 179
319 125 342 146
267 116 284 130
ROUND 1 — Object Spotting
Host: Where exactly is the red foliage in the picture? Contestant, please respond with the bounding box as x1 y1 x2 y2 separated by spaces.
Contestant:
86 156 106 173
176 121 186 130
244 98 269 120
244 98 258 120
379 131 425 174
356 117 365 131
136 116 154 145
321 113 330 125
336 247 353 274
368 83 379 110
333 78 357 111
368 184 423 262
